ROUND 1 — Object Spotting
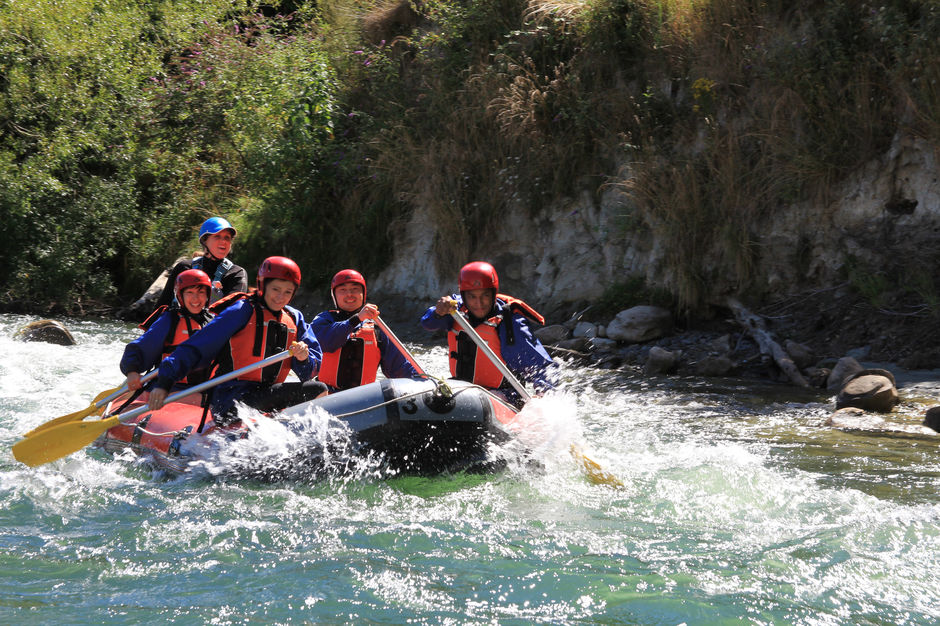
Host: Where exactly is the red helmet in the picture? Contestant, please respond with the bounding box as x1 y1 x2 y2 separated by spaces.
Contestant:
258 256 302 293
330 269 367 307
459 261 499 291
175 269 211 303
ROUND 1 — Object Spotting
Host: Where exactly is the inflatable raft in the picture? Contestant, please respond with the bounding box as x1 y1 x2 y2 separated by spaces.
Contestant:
95 378 520 477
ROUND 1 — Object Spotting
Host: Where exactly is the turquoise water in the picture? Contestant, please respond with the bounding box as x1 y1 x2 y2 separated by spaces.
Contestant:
1 314 938 624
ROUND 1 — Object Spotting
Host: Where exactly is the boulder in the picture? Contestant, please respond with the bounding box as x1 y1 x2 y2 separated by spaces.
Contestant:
534 324 571 345
803 366 832 389
923 406 940 433
693 355 735 377
644 346 678 375
826 356 864 391
589 337 618 352
605 305 673 343
835 371 899 413
13 319 76 346
572 321 598 339
785 340 815 370
556 337 591 352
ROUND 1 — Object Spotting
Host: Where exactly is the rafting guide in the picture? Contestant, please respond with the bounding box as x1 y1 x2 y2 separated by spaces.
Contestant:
155 216 248 308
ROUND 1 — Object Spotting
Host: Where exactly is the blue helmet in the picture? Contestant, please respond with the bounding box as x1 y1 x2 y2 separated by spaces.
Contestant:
198 217 237 243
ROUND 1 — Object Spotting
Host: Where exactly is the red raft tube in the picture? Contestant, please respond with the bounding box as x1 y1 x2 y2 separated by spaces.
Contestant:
95 378 520 477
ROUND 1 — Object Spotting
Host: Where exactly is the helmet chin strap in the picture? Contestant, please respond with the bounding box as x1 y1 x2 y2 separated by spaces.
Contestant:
201 245 221 262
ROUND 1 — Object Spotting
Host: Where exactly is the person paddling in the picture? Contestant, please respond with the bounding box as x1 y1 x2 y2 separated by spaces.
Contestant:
420 261 556 406
147 256 327 423
154 216 248 308
121 268 214 393
311 269 421 392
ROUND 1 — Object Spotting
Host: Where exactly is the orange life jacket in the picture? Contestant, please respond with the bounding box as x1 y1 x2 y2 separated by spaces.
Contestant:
446 294 544 389
139 305 210 384
448 313 505 388
214 293 297 385
318 317 383 390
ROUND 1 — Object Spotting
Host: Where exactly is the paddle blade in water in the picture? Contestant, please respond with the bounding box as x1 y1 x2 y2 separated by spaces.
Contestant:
22 386 120 438
12 416 119 467
570 444 626 488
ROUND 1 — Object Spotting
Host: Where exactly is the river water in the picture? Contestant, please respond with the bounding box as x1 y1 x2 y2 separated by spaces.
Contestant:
1 313 938 624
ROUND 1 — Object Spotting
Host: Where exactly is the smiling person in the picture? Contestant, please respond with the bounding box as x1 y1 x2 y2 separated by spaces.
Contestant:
311 269 421 392
147 256 327 424
420 261 556 406
155 216 248 309
121 269 214 394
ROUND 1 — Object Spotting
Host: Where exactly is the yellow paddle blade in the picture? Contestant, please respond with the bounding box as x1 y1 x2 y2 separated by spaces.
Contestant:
570 444 626 488
22 386 121 438
12 415 120 467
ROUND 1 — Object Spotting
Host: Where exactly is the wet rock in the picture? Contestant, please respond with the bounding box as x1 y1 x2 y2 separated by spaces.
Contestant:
803 366 831 389
644 346 678 375
573 322 598 339
835 370 899 413
556 337 591 351
619 345 645 366
590 337 618 352
826 356 864 391
597 324 607 338
534 324 571 345
785 340 815 370
606 305 673 343
13 319 76 346
693 355 735 377
924 407 940 433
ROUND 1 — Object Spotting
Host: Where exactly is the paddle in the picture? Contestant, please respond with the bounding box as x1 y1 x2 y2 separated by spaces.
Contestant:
374 315 427 377
12 350 293 468
23 371 159 438
448 306 624 488
448 308 531 401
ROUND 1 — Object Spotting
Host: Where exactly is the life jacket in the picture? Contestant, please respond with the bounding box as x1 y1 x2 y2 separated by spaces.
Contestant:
138 305 212 384
447 294 544 388
213 292 297 385
318 315 383 390
192 256 234 304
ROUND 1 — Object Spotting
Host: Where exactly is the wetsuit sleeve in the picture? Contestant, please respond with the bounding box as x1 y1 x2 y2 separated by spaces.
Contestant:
500 313 557 393
222 262 248 296
311 310 360 352
290 308 322 382
120 311 172 375
155 301 253 390
419 294 460 332
154 260 192 309
376 330 422 379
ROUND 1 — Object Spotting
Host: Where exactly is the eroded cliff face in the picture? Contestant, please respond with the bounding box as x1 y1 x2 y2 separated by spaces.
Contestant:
372 132 939 319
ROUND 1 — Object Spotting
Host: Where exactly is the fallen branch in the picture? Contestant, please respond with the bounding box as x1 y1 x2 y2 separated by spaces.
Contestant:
727 297 809 388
